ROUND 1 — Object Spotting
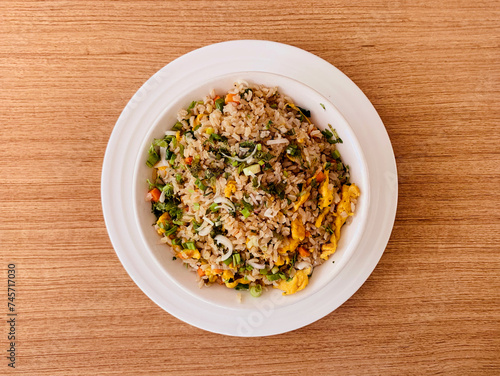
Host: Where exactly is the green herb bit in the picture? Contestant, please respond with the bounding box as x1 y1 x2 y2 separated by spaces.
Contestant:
270 104 278 109
187 100 199 111
252 177 259 188
215 97 225 112
172 122 183 131
237 163 245 175
162 183 174 196
146 145 160 168
235 283 249 291
183 241 196 250
285 143 301 157
297 106 311 117
320 103 326 110
266 273 281 281
240 207 251 218
250 284 263 298
175 174 183 184
195 178 207 191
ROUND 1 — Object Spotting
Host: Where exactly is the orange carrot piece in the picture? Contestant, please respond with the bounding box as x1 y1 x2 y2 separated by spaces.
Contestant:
225 93 239 104
305 231 311 238
185 156 193 165
315 171 326 183
298 246 311 257
149 188 161 202
197 268 205 277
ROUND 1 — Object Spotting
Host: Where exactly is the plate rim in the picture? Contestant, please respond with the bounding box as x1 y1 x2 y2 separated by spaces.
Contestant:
101 40 398 336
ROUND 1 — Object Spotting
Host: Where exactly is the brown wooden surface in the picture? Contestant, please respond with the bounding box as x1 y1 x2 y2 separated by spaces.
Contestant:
1 1 499 375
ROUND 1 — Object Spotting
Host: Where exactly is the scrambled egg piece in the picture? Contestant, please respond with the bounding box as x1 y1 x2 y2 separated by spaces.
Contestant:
291 217 306 241
224 181 237 198
156 213 170 235
246 236 259 250
204 267 223 283
222 270 234 282
177 249 201 260
176 131 181 143
320 234 337 260
334 184 360 240
193 113 204 128
275 255 285 266
318 174 334 209
315 207 330 228
279 238 301 254
274 268 311 295
293 189 310 212
225 278 250 289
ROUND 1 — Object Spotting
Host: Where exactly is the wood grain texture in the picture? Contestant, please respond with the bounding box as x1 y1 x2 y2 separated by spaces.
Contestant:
0 0 499 375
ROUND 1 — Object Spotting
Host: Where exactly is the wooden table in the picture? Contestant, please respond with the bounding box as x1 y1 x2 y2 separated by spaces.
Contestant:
1 1 498 374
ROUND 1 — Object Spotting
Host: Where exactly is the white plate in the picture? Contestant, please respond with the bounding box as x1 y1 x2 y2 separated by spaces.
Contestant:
101 40 398 336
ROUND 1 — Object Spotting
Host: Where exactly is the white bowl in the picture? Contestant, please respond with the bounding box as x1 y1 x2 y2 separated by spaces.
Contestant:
132 71 370 310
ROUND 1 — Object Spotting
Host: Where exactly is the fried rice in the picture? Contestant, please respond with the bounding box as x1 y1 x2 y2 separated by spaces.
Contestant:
145 81 360 297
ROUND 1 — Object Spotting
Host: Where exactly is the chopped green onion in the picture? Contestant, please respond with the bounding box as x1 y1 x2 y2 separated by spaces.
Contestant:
183 241 196 250
257 143 262 151
271 265 279 274
240 208 251 218
259 268 268 275
243 164 261 176
332 150 341 159
266 273 281 281
223 257 232 266
146 145 160 167
235 283 249 291
250 284 263 297
171 238 182 246
187 100 198 111
246 265 254 271
283 171 289 178
169 153 176 166
193 124 201 131
231 160 239 167
270 104 277 109
215 97 225 112
258 160 265 166
233 253 241 265
195 178 207 191
237 163 245 175
176 174 183 184
163 226 178 237
172 122 183 131
172 219 184 226
209 203 218 212
193 203 200 211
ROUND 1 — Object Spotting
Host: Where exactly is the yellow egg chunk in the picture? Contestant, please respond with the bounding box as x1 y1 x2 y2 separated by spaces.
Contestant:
318 174 334 209
274 268 311 295
293 190 311 212
224 181 237 198
315 207 330 228
334 184 360 240
320 234 338 260
177 249 201 260
278 237 301 254
225 278 250 289
222 270 234 282
156 213 170 235
291 217 306 241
